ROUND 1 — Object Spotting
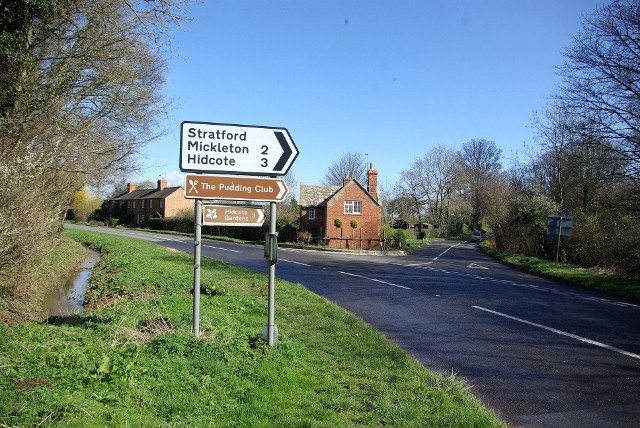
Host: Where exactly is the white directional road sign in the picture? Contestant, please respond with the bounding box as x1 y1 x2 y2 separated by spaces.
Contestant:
180 121 298 176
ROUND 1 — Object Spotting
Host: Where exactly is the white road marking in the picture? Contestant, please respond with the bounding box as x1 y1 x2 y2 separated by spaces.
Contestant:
411 265 638 309
468 263 488 269
416 241 463 264
473 306 640 361
280 259 311 266
406 261 433 267
157 236 187 242
338 271 411 290
203 245 240 253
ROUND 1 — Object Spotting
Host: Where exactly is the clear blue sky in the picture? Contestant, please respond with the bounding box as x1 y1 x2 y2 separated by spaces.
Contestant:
133 0 604 194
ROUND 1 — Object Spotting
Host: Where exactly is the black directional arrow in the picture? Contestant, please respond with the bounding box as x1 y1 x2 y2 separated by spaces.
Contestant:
273 131 292 172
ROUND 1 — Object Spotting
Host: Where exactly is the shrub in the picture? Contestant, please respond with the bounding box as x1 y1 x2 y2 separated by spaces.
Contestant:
148 218 167 231
393 229 408 249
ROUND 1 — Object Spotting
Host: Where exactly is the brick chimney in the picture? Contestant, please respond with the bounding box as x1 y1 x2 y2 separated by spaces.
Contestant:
367 162 379 201
157 179 167 190
343 175 352 187
127 183 136 193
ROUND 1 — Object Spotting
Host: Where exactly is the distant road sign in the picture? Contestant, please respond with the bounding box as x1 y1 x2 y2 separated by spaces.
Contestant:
202 204 265 227
180 121 298 176
547 215 574 237
185 174 289 202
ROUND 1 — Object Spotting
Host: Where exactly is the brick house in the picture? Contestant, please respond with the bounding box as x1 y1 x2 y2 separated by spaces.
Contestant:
299 163 381 249
109 179 192 225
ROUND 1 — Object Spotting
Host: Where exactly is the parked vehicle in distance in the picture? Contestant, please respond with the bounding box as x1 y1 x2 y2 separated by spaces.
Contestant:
470 231 484 242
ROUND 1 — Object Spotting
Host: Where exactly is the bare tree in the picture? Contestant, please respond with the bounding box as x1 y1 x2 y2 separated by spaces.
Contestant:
397 162 430 229
321 152 368 185
458 139 502 228
283 169 298 203
532 103 622 213
531 104 576 208
0 0 190 272
557 0 640 184
398 145 460 234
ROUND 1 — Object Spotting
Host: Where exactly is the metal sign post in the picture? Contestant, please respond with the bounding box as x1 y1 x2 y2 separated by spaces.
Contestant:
547 215 574 263
193 199 202 337
264 201 278 346
556 220 563 264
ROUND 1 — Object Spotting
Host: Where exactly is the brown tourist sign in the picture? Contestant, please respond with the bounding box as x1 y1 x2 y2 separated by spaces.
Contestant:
184 174 289 202
202 204 265 227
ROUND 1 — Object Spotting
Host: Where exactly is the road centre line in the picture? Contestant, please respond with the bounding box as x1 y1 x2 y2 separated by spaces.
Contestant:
473 306 640 361
157 236 187 242
203 245 240 253
411 265 638 309
280 259 312 266
338 271 411 290
411 242 463 265
437 242 462 259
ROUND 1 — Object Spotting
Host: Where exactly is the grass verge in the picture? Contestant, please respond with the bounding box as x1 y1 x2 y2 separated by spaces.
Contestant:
1 229 504 427
480 241 640 302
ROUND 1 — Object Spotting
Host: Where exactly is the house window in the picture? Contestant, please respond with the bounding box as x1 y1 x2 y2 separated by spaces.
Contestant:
150 200 153 209
308 208 316 221
127 201 131 208
344 200 362 214
160 199 164 209
142 200 145 209
133 200 136 209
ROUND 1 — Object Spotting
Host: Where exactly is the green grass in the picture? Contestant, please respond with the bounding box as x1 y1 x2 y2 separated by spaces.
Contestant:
0 229 504 427
480 241 640 302
403 237 444 254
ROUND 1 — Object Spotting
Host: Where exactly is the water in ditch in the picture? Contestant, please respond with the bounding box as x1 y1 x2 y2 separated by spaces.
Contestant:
42 249 100 317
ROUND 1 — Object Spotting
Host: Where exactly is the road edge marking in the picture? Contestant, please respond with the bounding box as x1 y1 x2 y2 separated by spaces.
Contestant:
473 305 640 361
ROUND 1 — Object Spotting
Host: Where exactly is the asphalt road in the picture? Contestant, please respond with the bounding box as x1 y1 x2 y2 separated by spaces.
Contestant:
67 224 640 427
